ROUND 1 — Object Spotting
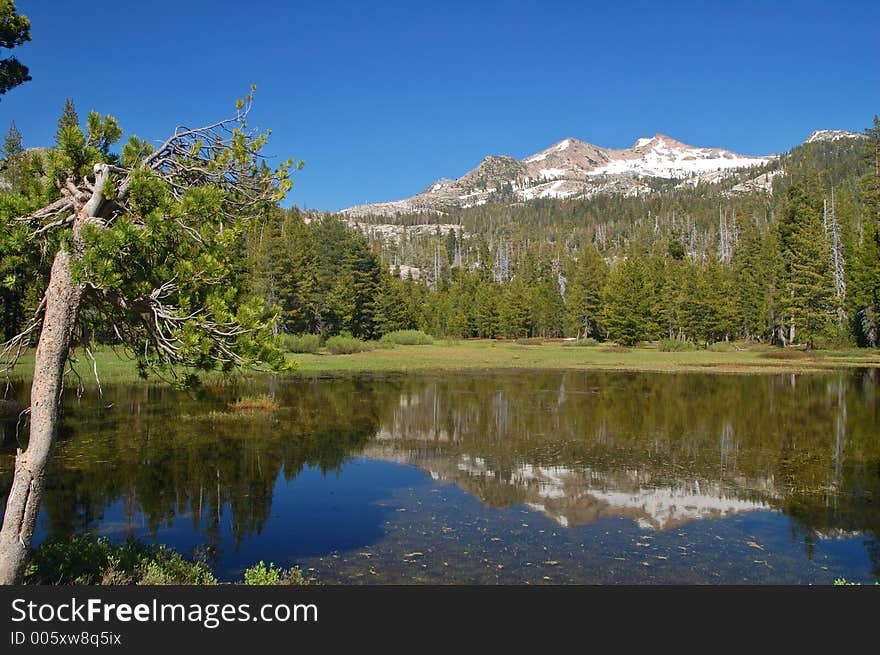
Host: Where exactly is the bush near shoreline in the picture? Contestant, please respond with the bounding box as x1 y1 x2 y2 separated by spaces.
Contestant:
22 536 312 586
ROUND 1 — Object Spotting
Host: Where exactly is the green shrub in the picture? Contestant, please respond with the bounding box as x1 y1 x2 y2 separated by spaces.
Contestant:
325 335 372 354
281 333 322 354
243 561 310 586
24 536 216 585
707 341 736 352
658 338 695 352
24 537 319 586
563 338 599 347
137 549 217 585
380 329 433 345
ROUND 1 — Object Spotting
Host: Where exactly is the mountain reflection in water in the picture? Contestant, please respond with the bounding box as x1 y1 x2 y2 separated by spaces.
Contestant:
1 370 878 583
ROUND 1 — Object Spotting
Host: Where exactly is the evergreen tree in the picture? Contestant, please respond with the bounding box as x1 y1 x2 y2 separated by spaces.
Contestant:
564 244 607 339
789 214 835 348
277 210 321 334
658 257 685 340
679 261 705 342
850 117 880 345
602 258 649 346
702 256 736 342
531 271 564 337
849 219 880 346
777 173 836 348
862 116 880 228
0 1 31 96
731 217 769 341
1 120 23 191
498 274 533 338
473 278 500 337
375 272 411 334
0 93 293 582
58 97 79 131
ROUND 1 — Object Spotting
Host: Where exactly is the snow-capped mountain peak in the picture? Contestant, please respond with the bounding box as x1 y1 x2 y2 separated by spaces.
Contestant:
340 132 776 218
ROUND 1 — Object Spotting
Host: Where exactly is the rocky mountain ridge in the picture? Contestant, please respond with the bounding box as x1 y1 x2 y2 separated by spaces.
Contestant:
339 129 867 218
341 133 778 218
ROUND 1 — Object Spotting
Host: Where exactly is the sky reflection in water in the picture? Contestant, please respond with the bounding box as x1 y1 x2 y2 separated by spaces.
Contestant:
1 369 878 583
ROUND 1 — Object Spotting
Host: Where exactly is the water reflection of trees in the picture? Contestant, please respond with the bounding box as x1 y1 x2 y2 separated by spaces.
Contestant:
1 370 878 568
366 370 880 544
0 378 395 548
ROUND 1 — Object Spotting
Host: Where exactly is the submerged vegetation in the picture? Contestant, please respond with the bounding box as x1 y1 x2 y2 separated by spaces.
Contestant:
3 370 877 583
228 394 281 412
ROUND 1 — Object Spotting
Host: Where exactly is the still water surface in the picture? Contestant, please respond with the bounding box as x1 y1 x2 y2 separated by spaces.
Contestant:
2 370 878 583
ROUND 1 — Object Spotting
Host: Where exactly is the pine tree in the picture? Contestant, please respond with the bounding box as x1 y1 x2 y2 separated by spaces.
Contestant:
778 172 836 348
277 210 321 334
658 257 685 339
850 116 880 345
602 258 649 346
679 261 705 342
375 272 410 335
849 219 880 346
778 168 836 348
58 97 79 131
473 278 500 337
701 256 736 342
0 93 293 582
531 271 564 337
789 213 835 348
498 274 533 338
1 120 23 191
862 116 880 228
731 217 769 341
564 244 606 339
0 1 31 96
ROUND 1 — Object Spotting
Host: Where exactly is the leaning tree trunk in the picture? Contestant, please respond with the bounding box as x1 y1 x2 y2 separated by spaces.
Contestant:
0 248 82 584
0 165 108 584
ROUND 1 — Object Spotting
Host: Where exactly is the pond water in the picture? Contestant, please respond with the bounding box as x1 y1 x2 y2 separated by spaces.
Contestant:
2 370 879 584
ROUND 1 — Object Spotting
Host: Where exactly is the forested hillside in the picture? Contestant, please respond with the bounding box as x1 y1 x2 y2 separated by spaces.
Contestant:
3 105 880 351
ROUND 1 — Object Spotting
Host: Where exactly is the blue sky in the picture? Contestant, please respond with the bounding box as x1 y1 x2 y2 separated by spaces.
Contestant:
2 0 878 212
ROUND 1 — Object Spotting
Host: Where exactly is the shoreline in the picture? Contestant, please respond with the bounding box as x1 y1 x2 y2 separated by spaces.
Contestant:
2 340 879 388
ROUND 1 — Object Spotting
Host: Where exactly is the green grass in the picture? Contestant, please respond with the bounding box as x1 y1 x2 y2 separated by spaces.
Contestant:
4 340 879 387
379 329 433 345
286 339 880 376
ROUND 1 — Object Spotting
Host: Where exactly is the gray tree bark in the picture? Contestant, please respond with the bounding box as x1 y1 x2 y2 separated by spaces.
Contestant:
0 248 83 584
0 165 108 584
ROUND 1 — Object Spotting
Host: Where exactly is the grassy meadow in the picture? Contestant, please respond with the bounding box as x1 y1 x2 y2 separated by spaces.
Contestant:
3 339 879 390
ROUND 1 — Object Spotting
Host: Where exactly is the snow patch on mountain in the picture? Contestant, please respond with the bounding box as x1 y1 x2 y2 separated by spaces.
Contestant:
589 134 772 179
340 132 775 218
806 129 865 143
